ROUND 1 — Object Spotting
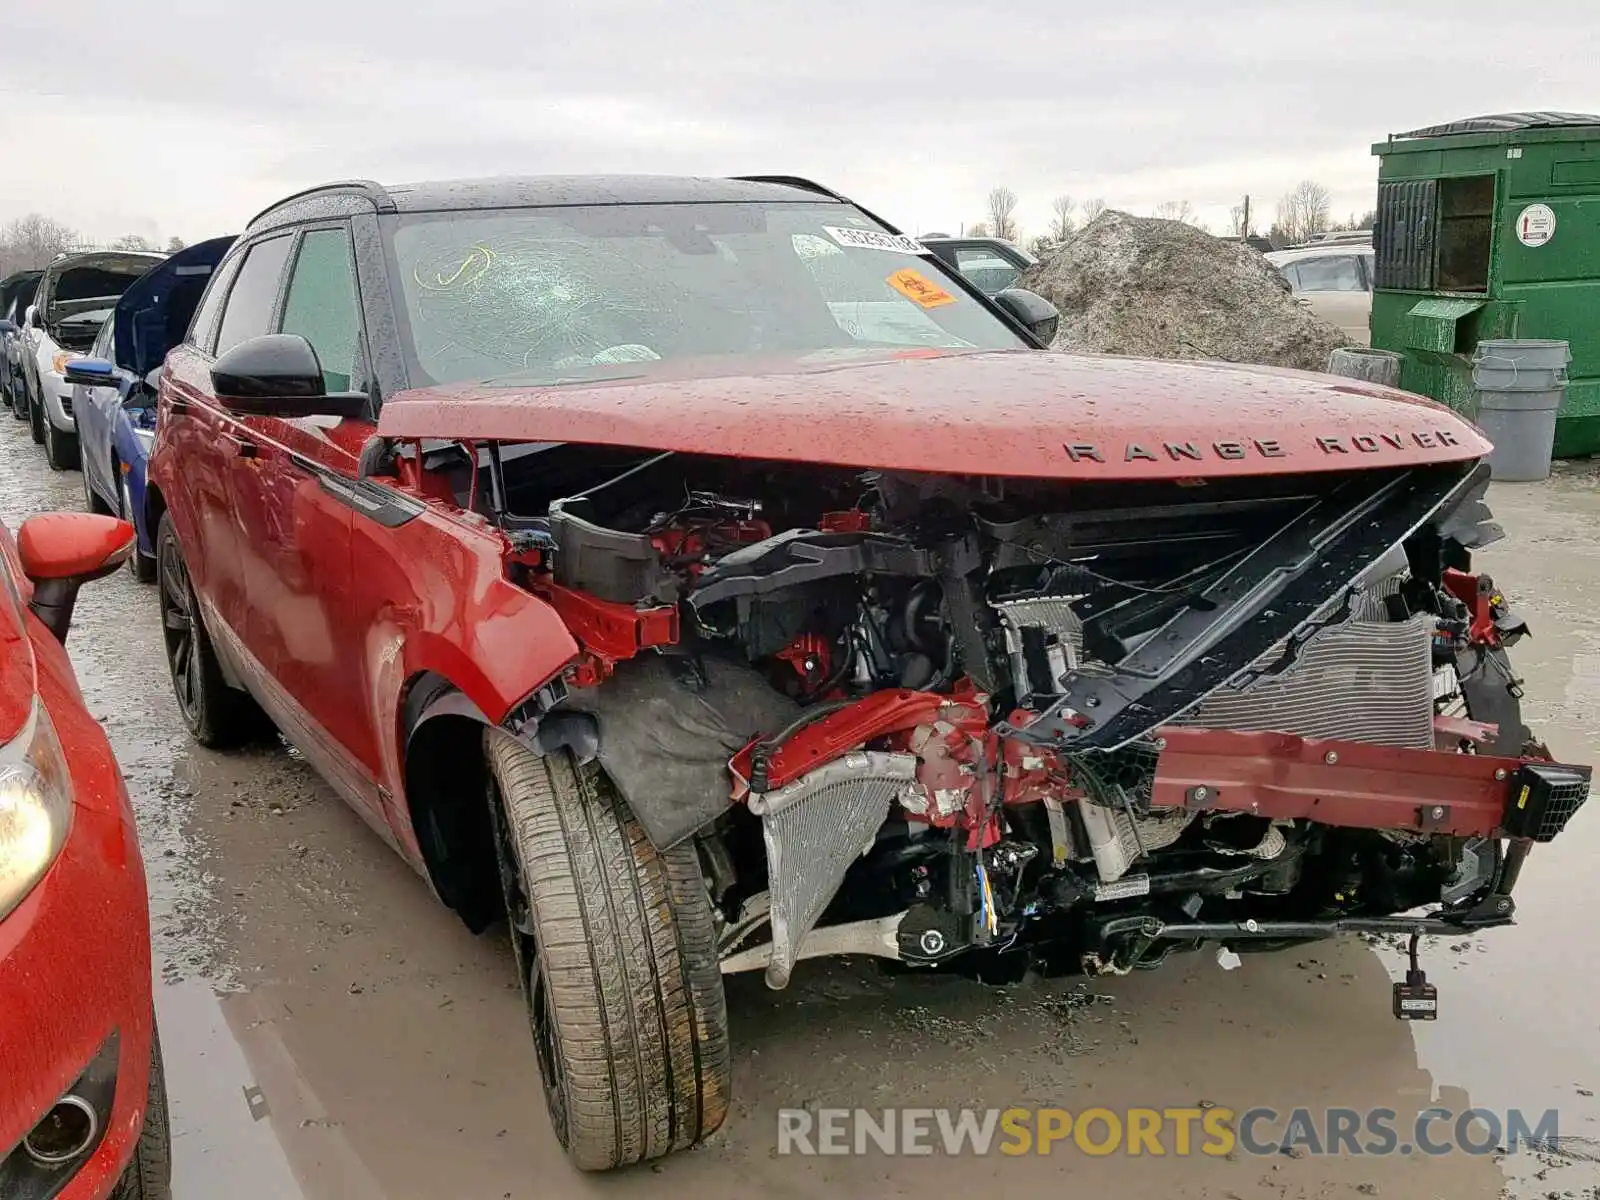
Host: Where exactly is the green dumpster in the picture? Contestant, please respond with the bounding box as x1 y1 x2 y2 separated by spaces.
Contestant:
1368 112 1600 457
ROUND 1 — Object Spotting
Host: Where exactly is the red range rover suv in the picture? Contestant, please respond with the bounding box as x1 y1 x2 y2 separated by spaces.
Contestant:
146 174 1589 1171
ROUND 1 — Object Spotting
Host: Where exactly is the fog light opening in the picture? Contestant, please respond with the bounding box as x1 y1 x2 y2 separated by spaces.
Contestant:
22 1094 99 1165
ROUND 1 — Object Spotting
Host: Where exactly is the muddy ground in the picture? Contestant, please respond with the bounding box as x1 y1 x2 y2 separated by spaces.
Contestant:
2 417 1598 1200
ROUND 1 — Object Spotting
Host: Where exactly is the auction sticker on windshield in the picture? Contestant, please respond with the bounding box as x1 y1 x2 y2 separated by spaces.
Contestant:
887 268 956 308
824 226 929 254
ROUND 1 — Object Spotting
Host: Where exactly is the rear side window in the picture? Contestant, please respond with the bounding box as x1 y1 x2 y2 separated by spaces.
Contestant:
280 228 364 392
214 235 294 358
1291 256 1364 293
187 253 244 352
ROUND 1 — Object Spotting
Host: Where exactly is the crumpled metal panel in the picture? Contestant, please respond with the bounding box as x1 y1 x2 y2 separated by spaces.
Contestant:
747 752 917 990
1187 613 1436 749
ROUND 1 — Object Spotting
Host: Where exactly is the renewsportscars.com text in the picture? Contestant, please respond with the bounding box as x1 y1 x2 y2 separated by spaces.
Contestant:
776 1106 1561 1157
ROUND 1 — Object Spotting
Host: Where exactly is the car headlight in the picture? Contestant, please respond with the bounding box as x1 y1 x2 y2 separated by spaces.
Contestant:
51 351 75 375
0 702 73 922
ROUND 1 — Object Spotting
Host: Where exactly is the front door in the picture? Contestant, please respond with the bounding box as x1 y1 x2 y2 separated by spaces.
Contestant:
226 225 388 831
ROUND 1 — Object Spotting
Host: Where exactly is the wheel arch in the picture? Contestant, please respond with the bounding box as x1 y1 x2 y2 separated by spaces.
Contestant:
399 669 599 934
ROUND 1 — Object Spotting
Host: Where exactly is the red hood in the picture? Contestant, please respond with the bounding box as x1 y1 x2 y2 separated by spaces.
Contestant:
376 349 1491 480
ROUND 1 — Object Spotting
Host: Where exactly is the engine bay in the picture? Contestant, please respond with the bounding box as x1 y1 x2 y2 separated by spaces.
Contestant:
434 439 1589 992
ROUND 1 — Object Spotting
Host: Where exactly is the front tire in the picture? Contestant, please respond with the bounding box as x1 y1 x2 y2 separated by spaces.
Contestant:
43 409 80 470
156 512 269 748
120 472 156 582
486 733 730 1171
28 384 43 444
109 1026 172 1200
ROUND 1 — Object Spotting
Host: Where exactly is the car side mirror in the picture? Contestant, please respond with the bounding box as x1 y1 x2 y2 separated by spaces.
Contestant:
17 513 135 644
992 287 1061 345
210 334 367 419
0 319 16 335
63 357 116 388
24 305 39 329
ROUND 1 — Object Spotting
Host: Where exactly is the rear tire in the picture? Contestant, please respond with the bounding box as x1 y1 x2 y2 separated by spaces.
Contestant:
109 1026 172 1200
156 512 271 748
485 733 730 1171
43 410 80 470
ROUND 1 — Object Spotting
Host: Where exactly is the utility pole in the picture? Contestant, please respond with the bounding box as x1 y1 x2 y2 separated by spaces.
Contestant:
1241 194 1251 238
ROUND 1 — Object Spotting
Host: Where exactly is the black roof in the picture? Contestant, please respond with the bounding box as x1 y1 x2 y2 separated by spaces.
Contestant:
248 174 843 229
1396 112 1600 139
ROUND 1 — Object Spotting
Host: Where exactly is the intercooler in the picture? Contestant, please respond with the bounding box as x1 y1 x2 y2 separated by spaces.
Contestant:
746 751 918 989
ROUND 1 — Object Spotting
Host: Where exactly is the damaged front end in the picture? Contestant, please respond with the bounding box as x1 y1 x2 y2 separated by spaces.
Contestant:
471 441 1589 1014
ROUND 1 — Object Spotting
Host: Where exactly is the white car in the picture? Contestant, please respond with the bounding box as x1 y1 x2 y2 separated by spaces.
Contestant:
1266 244 1374 344
20 251 163 469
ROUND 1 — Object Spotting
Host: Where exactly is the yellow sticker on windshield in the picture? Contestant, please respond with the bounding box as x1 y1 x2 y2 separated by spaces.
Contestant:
887 268 957 309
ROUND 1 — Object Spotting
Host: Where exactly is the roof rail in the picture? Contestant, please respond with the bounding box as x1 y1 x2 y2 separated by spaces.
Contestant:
730 175 849 202
247 179 393 228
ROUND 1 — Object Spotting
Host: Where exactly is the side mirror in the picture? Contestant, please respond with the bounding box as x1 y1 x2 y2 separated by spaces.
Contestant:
24 305 39 330
210 334 366 419
0 319 16 335
63 357 117 388
993 287 1061 345
17 513 135 644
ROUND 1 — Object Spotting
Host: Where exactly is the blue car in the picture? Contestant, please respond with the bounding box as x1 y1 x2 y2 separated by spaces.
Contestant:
68 236 235 581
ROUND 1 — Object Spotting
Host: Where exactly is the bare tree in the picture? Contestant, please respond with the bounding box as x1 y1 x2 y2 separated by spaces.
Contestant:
1153 200 1200 225
966 221 990 238
1049 194 1075 242
0 214 79 276
986 187 1019 243
1080 198 1108 225
109 233 155 251
1275 180 1332 245
165 236 186 253
1229 204 1249 237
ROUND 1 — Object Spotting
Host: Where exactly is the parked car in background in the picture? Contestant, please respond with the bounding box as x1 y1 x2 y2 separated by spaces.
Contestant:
69 237 236 583
148 173 1585 1174
1 271 42 416
19 252 164 469
920 235 1037 295
1266 243 1374 343
0 509 171 1200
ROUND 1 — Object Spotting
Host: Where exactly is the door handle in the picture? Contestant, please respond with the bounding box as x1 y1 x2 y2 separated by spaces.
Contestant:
222 431 259 459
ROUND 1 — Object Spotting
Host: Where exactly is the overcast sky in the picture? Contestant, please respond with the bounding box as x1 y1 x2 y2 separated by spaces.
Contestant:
1 1 1594 245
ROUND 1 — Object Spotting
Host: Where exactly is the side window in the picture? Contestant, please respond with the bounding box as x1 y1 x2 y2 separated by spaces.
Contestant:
953 246 1021 294
1277 262 1302 291
214 235 294 358
279 228 364 392
187 252 244 352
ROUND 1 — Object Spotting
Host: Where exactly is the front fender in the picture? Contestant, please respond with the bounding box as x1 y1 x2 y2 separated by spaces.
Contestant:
399 577 578 724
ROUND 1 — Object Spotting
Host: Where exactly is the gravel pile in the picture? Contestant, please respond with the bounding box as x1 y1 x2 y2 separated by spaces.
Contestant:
1020 210 1351 371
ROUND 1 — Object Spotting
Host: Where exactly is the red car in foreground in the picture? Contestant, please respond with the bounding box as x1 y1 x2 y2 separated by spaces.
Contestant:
0 511 170 1199
147 175 1589 1171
